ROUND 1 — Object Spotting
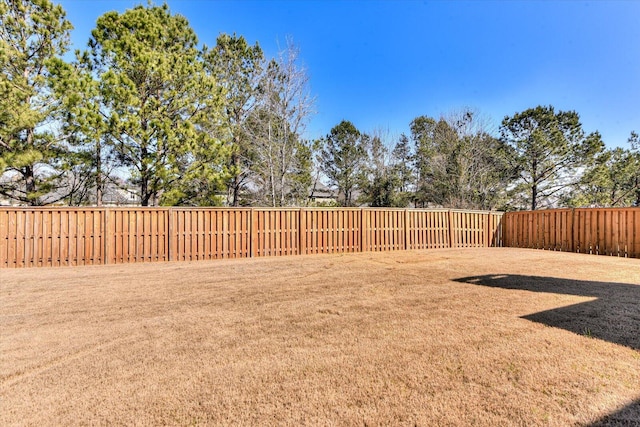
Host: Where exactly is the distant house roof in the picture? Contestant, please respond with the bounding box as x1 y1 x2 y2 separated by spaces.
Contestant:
0 171 142 207
102 180 140 206
309 181 335 200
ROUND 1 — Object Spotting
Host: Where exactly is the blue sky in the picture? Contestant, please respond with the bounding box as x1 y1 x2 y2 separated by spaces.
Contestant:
59 0 639 149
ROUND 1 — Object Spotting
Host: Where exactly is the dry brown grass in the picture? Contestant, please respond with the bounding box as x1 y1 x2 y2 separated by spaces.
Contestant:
1 248 639 426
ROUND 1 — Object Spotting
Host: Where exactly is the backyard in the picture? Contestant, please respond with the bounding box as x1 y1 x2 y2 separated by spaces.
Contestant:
1 248 639 425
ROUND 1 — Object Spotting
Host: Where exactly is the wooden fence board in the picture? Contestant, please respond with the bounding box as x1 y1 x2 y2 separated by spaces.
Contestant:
0 207 504 268
502 208 640 259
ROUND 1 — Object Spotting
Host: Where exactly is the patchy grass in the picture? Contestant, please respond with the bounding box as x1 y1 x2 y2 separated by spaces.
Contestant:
1 248 639 426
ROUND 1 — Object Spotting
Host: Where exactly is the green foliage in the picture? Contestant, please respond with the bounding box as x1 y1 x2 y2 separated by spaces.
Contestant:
568 132 640 207
48 45 115 205
359 134 408 207
290 139 315 203
500 105 604 210
363 174 403 207
308 199 338 208
3 3 635 211
391 134 413 194
0 0 73 205
411 115 439 207
84 4 228 206
411 110 513 210
203 33 264 206
319 120 368 206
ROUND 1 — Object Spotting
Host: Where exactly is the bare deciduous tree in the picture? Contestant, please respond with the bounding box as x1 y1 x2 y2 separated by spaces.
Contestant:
247 39 315 206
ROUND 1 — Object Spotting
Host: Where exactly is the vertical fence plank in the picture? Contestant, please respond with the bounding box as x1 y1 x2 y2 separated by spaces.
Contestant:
5 206 636 268
447 210 454 248
166 208 172 262
501 208 640 259
404 210 411 250
632 210 638 258
360 209 367 252
104 209 110 264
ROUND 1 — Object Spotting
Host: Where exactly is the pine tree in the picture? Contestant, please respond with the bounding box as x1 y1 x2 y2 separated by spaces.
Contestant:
500 105 604 210
319 120 367 207
84 4 228 206
0 0 73 205
203 33 264 206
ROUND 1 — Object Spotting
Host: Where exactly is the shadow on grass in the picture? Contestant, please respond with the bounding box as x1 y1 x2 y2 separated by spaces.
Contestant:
453 274 640 351
585 398 640 426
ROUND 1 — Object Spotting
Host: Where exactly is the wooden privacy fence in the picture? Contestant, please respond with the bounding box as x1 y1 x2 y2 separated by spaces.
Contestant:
502 208 640 258
0 208 503 268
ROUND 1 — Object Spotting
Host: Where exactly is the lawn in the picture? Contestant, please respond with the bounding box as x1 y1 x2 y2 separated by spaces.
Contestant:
1 248 639 426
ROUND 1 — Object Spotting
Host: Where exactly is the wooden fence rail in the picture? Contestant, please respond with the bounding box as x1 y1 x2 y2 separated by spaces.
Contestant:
0 208 503 268
502 208 640 258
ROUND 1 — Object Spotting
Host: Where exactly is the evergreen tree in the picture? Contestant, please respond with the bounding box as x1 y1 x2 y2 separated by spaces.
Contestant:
84 4 227 206
569 132 640 207
359 133 406 207
410 116 438 208
203 33 264 206
391 133 413 195
48 46 116 206
411 110 512 210
319 120 367 206
500 105 604 210
0 0 73 205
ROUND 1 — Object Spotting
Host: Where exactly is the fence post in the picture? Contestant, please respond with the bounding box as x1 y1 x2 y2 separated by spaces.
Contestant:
484 213 490 248
570 208 576 253
447 210 454 248
167 208 174 262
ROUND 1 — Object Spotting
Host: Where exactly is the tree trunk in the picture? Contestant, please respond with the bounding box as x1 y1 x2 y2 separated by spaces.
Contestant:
229 150 240 207
268 118 276 207
141 182 150 206
25 165 38 206
232 175 240 207
140 158 149 207
24 127 39 206
96 139 103 207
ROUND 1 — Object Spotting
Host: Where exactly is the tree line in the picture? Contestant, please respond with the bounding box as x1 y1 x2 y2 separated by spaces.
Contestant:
1 1 638 210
